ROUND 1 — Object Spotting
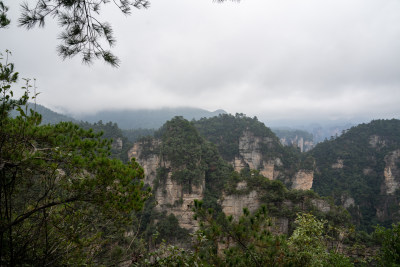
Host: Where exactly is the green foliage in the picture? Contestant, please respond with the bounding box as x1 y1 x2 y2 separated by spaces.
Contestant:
193 113 315 189
311 119 400 231
138 239 205 267
193 202 353 267
287 213 352 267
194 113 279 161
0 53 150 265
154 213 190 245
0 1 10 28
122 128 156 142
194 202 287 266
287 213 328 266
79 120 133 162
223 169 351 235
10 103 77 125
152 117 233 202
374 223 400 266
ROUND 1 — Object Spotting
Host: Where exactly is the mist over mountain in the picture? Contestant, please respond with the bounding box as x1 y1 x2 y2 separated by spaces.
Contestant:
11 103 77 125
71 107 227 129
29 103 394 148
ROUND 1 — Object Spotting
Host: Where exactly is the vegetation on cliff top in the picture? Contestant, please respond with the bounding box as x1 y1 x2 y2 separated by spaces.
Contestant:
310 119 400 231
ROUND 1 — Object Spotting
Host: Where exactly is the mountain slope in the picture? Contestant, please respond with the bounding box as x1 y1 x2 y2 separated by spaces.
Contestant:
129 116 350 236
11 103 76 124
310 119 400 231
193 113 315 189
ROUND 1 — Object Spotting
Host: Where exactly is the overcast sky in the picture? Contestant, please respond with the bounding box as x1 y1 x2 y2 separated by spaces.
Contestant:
1 0 400 125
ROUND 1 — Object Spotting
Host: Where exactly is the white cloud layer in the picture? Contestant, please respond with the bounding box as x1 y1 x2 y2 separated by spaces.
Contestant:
1 0 400 124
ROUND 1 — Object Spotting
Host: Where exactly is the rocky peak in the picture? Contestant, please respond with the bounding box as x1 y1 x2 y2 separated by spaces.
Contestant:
231 131 279 180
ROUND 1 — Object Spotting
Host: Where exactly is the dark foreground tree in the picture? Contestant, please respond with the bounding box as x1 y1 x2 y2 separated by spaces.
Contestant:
0 51 150 265
3 0 236 66
17 0 150 66
0 1 10 28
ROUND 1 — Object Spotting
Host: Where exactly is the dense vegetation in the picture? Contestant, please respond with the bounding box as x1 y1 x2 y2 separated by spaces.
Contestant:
193 113 279 161
10 103 76 125
146 116 233 209
310 119 400 231
122 128 156 142
79 120 133 163
193 113 315 187
2 53 400 265
0 53 150 265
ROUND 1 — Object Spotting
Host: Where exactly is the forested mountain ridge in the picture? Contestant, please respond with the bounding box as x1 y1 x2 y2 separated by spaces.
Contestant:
30 103 400 232
193 114 315 190
129 116 400 236
73 107 227 129
129 116 349 236
11 103 77 124
310 119 400 231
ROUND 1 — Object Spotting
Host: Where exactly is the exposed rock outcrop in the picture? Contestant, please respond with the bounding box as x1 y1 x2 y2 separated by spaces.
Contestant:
383 150 400 195
231 131 281 180
129 139 203 230
341 195 355 209
279 136 314 152
369 135 386 149
332 159 344 169
231 131 314 188
221 190 260 220
291 170 313 190
111 137 123 151
128 141 161 185
155 175 204 230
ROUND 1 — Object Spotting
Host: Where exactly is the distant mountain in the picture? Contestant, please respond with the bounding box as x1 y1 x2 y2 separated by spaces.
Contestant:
272 128 314 152
73 108 227 129
11 103 76 125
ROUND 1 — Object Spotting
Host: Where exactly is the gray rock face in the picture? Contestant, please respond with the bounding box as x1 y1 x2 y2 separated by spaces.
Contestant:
128 139 203 230
231 131 278 180
383 149 400 195
111 137 123 151
292 170 314 190
221 190 260 220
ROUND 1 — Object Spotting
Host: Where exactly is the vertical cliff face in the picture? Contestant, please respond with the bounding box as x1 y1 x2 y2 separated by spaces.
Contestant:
155 175 204 230
129 139 205 230
128 140 161 186
291 170 313 190
129 135 209 230
273 128 314 152
231 130 313 189
279 136 314 152
221 188 260 220
220 178 340 235
383 149 400 195
231 131 279 180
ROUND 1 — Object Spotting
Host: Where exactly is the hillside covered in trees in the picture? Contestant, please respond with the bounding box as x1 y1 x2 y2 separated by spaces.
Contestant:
2 52 400 266
310 119 400 231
